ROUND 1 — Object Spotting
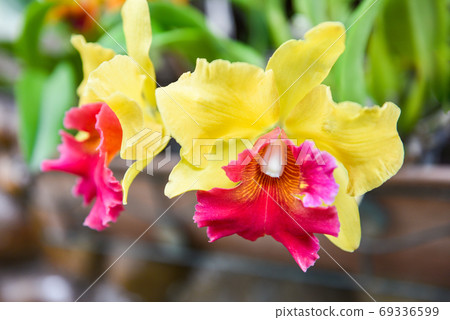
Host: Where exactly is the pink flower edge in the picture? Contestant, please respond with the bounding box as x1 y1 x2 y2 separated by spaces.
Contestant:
41 103 124 231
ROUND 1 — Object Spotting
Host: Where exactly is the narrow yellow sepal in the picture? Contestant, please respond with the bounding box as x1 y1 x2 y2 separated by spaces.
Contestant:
122 0 156 106
325 164 361 251
70 34 115 100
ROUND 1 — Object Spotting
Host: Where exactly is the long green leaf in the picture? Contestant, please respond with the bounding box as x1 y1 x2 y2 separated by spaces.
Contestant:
230 0 270 52
432 0 449 108
332 0 384 104
221 38 265 67
407 0 434 80
15 1 53 67
245 8 270 52
294 0 327 25
152 28 220 66
30 62 76 171
148 2 207 30
152 28 264 67
97 23 126 54
265 0 291 47
398 76 427 134
327 0 352 21
15 68 48 163
366 14 399 104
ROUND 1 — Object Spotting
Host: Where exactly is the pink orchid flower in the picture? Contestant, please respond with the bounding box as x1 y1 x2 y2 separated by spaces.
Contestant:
42 103 123 231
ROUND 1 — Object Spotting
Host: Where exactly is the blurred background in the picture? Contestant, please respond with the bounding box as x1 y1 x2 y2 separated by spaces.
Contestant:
0 0 449 302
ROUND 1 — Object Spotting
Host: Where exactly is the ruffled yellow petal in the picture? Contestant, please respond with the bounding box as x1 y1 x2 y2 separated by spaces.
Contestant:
164 139 249 198
122 0 156 106
83 55 167 160
325 164 360 251
284 85 404 196
266 22 345 121
156 58 279 166
70 35 115 99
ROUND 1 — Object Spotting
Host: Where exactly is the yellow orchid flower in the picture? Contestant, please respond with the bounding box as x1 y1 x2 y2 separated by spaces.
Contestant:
155 22 404 253
73 0 170 203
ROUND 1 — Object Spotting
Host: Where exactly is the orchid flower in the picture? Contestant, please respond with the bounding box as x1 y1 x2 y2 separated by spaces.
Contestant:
41 5 120 230
42 0 167 230
155 22 404 270
75 0 170 202
41 103 123 231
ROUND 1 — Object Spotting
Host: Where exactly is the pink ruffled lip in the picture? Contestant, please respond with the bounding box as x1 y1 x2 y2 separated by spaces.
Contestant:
41 102 124 231
194 127 340 271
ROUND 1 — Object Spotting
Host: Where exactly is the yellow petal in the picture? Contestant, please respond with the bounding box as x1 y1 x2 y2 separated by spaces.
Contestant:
325 164 360 251
156 58 279 166
122 158 152 204
107 94 169 160
164 156 232 198
284 85 404 196
266 22 345 121
83 55 167 160
164 139 247 198
122 0 156 106
121 139 168 203
81 55 147 108
70 35 115 99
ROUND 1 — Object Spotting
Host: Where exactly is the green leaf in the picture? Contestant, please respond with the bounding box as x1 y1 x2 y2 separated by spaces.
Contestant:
15 68 48 163
230 0 270 53
99 1 264 69
230 0 259 9
293 0 352 25
221 38 265 67
100 10 122 30
152 28 218 65
331 0 384 104
294 0 327 25
264 0 291 46
407 0 434 80
327 0 352 21
366 14 399 104
148 2 207 30
30 62 76 171
381 0 414 58
97 23 126 54
15 1 53 67
245 8 270 52
152 28 264 67
432 0 449 107
398 76 427 134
